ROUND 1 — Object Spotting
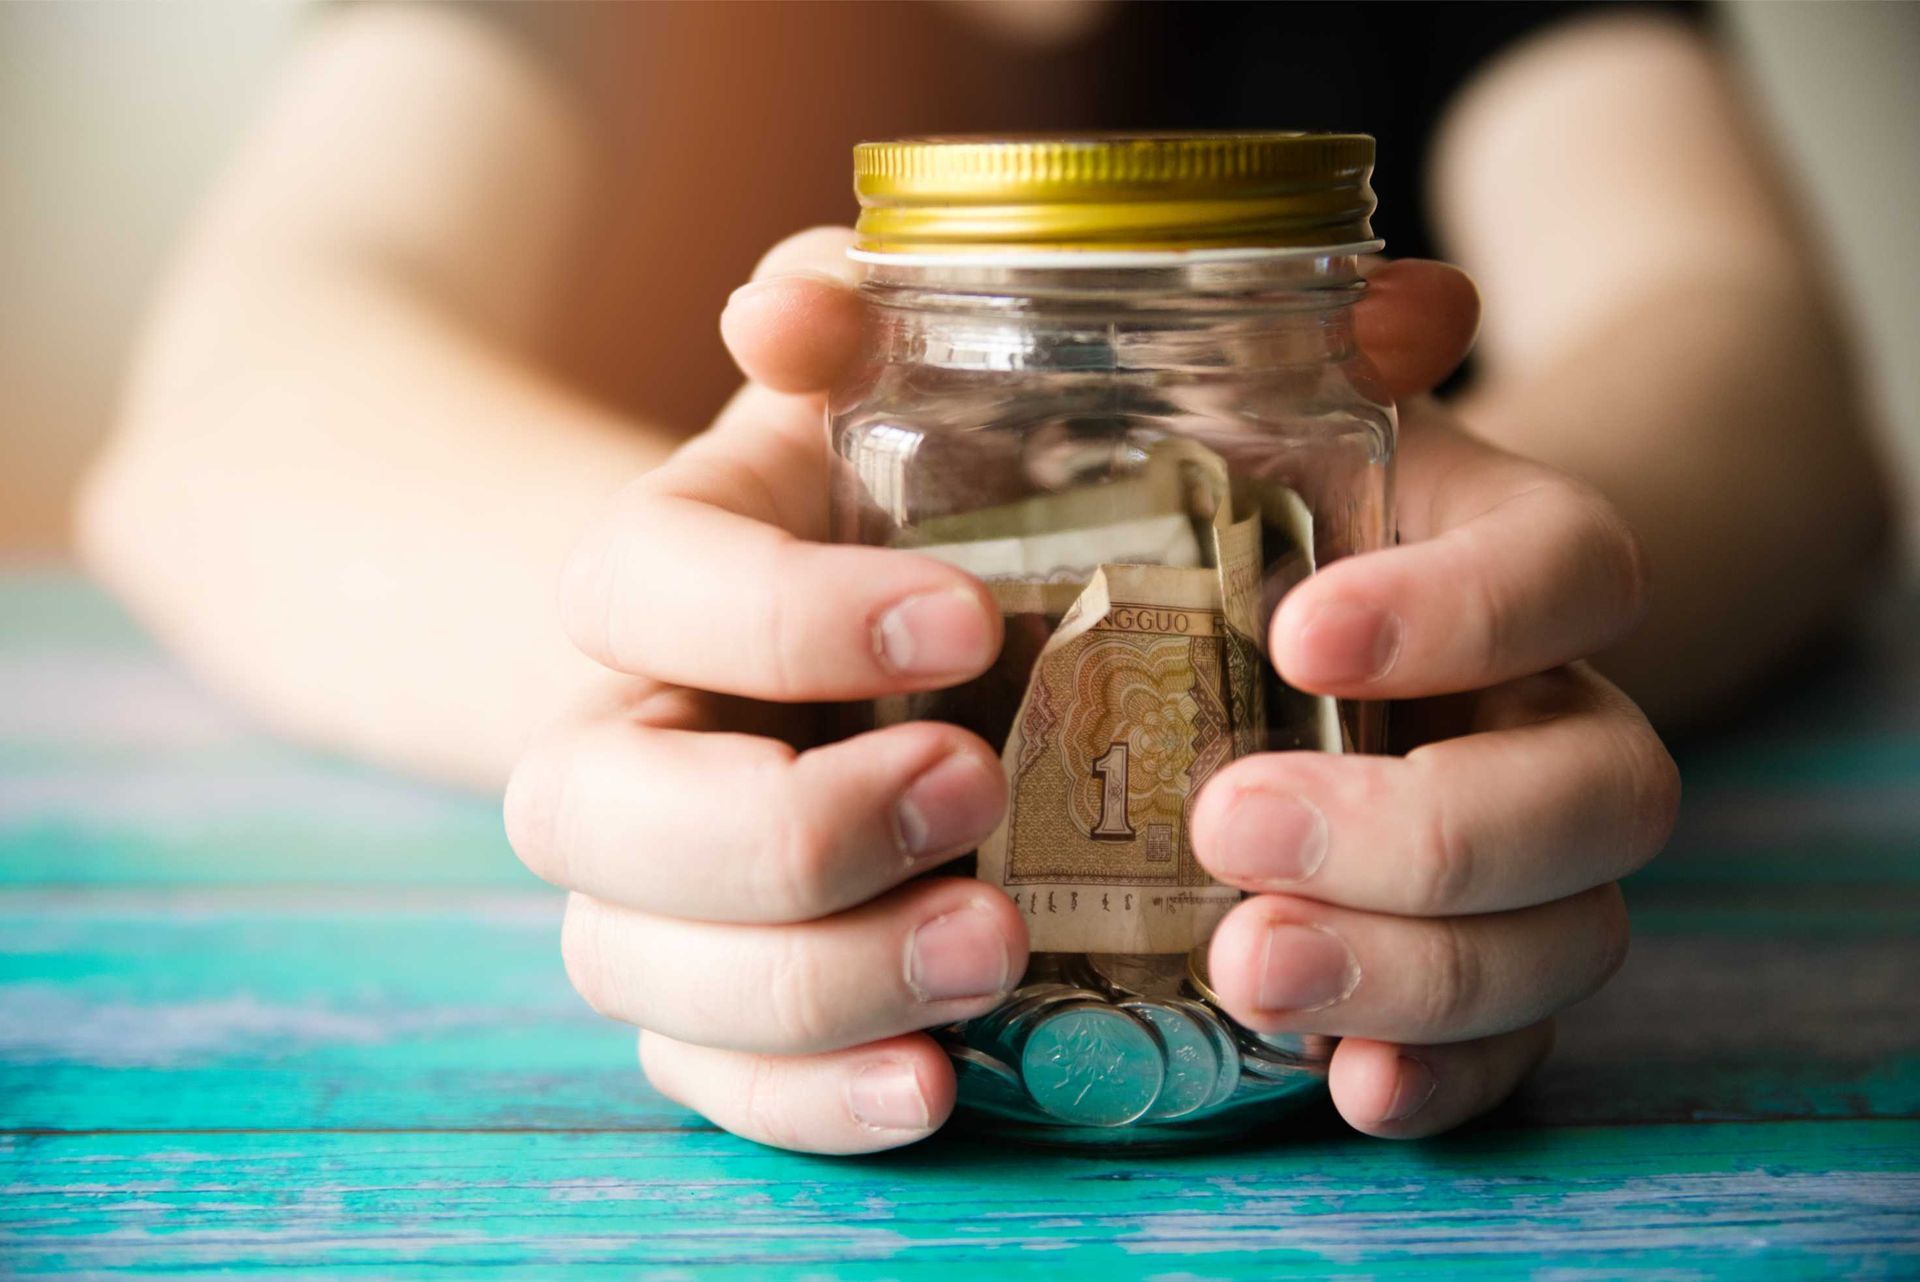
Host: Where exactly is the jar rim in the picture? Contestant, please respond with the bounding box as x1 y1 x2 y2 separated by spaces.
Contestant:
846 241 1384 270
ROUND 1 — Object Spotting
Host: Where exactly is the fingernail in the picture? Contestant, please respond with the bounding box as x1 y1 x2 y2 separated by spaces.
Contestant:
906 901 1010 1003
1215 789 1327 885
848 1059 931 1131
1384 1055 1438 1122
1255 923 1360 1013
1296 601 1400 684
894 753 1003 865
874 589 995 678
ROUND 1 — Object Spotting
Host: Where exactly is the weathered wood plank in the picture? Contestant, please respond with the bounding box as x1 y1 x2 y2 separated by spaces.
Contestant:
5 574 1919 1281
3 888 1915 1133
3 1122 1915 1278
0 571 522 889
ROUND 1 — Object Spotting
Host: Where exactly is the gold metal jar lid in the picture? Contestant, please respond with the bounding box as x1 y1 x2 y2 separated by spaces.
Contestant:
852 133 1376 255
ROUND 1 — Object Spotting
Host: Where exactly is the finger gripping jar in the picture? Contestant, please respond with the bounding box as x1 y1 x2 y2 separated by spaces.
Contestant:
828 134 1395 1147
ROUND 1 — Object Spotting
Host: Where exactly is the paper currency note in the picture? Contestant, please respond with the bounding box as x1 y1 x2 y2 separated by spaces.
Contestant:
872 436 1345 950
903 436 1230 583
1235 478 1342 753
977 562 1248 953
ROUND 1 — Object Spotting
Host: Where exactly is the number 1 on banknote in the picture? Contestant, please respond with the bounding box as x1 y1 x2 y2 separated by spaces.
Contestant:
1089 743 1134 840
899 461 1341 955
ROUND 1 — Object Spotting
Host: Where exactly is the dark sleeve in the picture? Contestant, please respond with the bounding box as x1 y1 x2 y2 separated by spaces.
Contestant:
1111 1 1711 263
1378 1 1711 261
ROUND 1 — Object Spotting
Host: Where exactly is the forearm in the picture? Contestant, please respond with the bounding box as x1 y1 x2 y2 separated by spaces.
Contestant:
80 261 669 788
1457 271 1891 727
1433 14 1895 728
76 5 682 787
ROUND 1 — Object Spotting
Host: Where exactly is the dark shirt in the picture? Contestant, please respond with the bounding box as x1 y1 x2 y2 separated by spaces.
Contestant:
1107 2 1703 262
453 0 1702 423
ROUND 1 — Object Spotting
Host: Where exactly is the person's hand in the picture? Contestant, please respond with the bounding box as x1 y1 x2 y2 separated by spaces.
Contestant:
1187 390 1679 1138
506 227 1019 1154
504 226 1678 1152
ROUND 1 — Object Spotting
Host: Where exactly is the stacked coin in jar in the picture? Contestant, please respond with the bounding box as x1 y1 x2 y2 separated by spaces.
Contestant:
938 951 1334 1135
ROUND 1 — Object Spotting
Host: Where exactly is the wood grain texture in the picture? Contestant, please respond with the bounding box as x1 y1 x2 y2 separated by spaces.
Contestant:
5 1123 1918 1279
3 572 1918 1279
2 888 1914 1134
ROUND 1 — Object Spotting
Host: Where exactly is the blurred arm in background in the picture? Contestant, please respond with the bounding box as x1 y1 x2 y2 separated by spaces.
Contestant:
77 5 1892 789
1435 12 1893 725
77 6 660 786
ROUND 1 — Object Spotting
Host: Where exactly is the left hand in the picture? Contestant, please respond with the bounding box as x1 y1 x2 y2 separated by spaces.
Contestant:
1187 275 1679 1133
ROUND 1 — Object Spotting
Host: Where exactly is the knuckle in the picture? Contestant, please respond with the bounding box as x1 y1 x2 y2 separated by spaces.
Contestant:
757 749 839 921
1632 737 1683 865
1589 884 1633 988
1416 917 1485 1034
559 896 617 1019
1460 535 1514 682
1408 769 1477 914
636 1031 684 1104
1563 479 1651 629
739 1052 804 1151
1590 689 1681 874
753 537 809 696
557 516 626 665
557 489 684 676
760 935 838 1051
502 738 570 887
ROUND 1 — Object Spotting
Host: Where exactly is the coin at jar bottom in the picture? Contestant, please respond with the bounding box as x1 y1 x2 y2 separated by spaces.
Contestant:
1120 1000 1220 1121
967 985 1099 1064
1158 995 1244 1111
962 983 1071 1045
948 1045 1031 1118
1019 1001 1165 1127
1185 943 1228 1010
1087 953 1188 1000
1243 1029 1337 1063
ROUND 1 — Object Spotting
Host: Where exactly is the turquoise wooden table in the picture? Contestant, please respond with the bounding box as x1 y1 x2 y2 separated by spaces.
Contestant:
3 569 1916 1279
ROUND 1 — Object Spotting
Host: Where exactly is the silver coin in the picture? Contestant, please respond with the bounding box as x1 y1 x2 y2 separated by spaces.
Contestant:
966 985 1093 1062
962 983 1073 1043
1237 1028 1338 1075
990 988 1107 1064
1021 953 1074 986
1057 953 1104 993
1020 1001 1164 1127
1243 1029 1335 1061
1239 1041 1332 1083
1185 944 1226 1009
949 1045 1032 1118
1160 996 1243 1109
1120 1000 1221 1121
950 1044 1022 1087
1089 953 1188 1000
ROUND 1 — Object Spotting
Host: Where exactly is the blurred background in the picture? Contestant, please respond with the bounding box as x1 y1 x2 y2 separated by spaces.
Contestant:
1 0 1917 558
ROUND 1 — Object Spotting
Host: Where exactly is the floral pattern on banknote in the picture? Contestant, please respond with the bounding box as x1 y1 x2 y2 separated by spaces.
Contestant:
1061 634 1203 840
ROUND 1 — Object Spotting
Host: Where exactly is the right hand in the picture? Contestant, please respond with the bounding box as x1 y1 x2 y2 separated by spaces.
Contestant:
505 227 1027 1154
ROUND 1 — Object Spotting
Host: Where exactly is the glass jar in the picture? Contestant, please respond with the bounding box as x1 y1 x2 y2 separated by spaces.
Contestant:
827 135 1395 1146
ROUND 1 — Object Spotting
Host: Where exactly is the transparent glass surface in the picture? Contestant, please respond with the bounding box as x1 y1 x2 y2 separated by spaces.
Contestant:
829 254 1396 1146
